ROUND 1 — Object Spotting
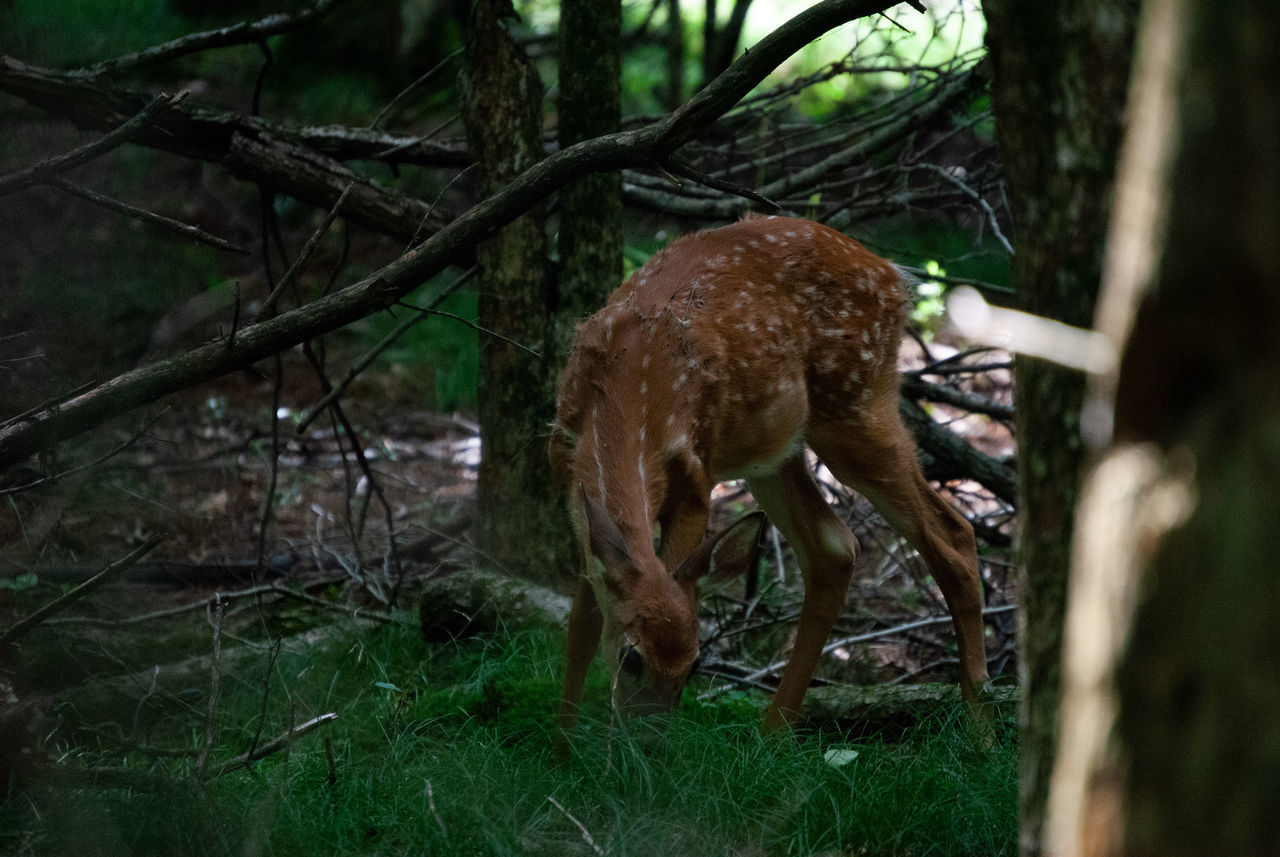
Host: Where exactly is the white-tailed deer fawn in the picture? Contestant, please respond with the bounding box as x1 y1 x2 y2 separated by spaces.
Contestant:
549 215 990 731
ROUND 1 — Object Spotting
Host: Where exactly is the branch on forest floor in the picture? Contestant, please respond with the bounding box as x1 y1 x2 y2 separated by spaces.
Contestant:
0 535 166 647
209 712 337 779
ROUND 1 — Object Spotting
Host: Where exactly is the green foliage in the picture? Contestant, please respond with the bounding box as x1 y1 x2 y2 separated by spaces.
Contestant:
2 622 1015 857
349 281 480 412
0 0 184 65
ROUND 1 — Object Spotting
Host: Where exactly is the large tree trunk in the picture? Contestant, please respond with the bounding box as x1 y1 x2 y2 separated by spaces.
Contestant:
1049 0 1280 853
461 0 561 585
552 0 623 587
982 4 1138 854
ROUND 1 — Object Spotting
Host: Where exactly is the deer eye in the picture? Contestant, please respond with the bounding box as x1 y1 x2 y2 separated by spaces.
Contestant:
619 644 644 677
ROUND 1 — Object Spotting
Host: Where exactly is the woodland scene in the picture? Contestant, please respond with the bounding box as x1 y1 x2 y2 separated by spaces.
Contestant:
1 1 1276 855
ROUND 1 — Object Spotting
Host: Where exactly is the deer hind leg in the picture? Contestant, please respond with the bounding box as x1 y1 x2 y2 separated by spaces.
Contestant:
748 453 860 731
808 413 991 705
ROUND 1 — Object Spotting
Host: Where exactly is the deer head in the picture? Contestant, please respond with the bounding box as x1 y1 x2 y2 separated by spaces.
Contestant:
574 487 764 718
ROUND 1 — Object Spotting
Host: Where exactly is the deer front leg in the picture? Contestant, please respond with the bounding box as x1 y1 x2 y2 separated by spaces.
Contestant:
749 455 859 731
558 575 603 734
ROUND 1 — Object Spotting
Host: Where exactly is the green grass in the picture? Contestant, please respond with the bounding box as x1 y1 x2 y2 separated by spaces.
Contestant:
3 622 1015 856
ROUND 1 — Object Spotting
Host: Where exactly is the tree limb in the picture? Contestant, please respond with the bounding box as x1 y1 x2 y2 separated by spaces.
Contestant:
900 396 1017 504
0 90 186 196
48 177 247 253
0 55 468 168
0 535 166 647
71 0 356 79
0 0 903 470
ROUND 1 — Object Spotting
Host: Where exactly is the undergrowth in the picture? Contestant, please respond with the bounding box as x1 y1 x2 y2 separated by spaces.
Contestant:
1 622 1015 857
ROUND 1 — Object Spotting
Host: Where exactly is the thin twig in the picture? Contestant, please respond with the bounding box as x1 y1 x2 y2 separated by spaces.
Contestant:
247 638 283 760
546 796 605 857
0 91 187 196
0 410 168 496
47 178 247 253
42 578 346 626
425 780 448 837
399 305 540 357
371 48 464 130
912 162 1014 254
269 581 396 624
0 535 165 646
295 268 475 433
662 155 781 212
130 666 161 741
255 182 355 320
73 0 354 78
194 596 226 782
209 712 338 779
718 604 1017 688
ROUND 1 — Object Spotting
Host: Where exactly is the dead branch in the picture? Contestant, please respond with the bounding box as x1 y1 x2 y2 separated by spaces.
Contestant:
0 0 904 471
72 0 355 79
193 597 225 781
901 397 1017 503
900 375 1014 421
0 55 467 168
209 712 338 779
0 535 165 647
0 90 186 196
48 177 247 253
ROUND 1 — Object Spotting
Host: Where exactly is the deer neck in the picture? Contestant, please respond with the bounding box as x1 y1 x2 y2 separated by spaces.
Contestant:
571 314 708 560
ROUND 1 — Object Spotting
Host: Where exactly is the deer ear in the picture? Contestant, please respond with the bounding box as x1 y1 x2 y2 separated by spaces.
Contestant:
580 487 632 571
675 510 768 584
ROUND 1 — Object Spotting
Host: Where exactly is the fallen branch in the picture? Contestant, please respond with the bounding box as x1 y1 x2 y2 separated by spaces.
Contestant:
902 397 1017 504
0 0 903 470
0 535 165 647
209 712 338 779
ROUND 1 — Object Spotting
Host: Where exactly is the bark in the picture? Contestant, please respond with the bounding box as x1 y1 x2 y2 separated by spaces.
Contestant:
982 4 1137 853
418 568 572 640
801 682 1018 740
553 0 624 584
1050 0 1280 853
0 0 899 473
461 0 561 585
900 397 1016 506
664 0 685 110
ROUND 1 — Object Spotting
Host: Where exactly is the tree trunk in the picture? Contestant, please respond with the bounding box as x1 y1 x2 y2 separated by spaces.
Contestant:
1050 0 1280 853
553 0 623 587
664 0 685 110
702 0 755 86
461 0 561 585
982 4 1138 854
